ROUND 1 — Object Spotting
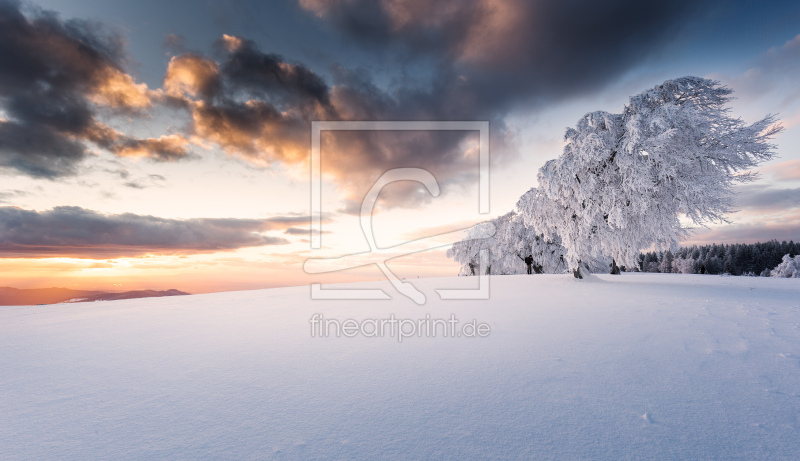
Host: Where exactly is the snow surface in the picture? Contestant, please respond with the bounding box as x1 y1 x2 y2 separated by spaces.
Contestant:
2 273 800 460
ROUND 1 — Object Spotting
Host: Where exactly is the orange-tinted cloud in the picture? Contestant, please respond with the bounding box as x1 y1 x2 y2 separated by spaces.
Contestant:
162 35 496 211
164 54 221 99
163 39 332 168
83 123 193 162
114 134 193 161
89 68 153 110
190 99 313 164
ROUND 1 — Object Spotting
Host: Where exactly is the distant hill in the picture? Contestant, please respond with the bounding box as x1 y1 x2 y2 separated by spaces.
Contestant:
63 289 190 303
0 287 190 306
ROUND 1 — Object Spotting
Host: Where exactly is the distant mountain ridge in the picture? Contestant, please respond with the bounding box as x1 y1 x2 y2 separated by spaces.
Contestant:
0 287 190 306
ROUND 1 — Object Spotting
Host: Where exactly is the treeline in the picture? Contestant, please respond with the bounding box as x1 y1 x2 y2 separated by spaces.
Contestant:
637 240 800 276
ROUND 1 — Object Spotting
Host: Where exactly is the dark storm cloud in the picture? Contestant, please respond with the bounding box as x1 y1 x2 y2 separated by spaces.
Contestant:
220 36 332 106
0 121 87 177
0 0 190 178
299 0 706 186
0 206 302 258
163 46 329 169
166 37 495 210
162 0 708 210
1 0 718 207
300 0 701 110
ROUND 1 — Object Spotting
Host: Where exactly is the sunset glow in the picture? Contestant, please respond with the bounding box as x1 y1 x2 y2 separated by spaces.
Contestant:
1 0 799 295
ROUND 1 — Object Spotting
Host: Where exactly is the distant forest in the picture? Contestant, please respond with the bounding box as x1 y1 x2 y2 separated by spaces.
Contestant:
637 240 800 276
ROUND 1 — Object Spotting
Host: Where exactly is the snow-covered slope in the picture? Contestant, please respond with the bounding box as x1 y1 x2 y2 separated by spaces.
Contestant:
2 274 799 459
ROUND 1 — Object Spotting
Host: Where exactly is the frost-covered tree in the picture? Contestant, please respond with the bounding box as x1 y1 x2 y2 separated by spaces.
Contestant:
483 212 529 275
520 76 782 278
673 256 697 274
771 254 800 278
517 187 607 276
447 207 567 276
446 221 495 276
660 250 674 274
494 211 566 274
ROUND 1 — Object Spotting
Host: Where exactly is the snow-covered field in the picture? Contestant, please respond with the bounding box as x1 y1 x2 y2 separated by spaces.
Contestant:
2 274 800 460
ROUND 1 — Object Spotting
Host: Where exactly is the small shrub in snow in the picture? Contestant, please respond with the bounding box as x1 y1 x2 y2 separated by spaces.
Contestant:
771 254 800 278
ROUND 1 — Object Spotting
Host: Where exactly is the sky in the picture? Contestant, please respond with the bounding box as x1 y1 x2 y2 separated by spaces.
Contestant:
1 0 799 293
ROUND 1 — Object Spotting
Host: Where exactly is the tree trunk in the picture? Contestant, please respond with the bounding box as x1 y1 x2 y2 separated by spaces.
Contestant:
572 260 583 279
610 259 621 275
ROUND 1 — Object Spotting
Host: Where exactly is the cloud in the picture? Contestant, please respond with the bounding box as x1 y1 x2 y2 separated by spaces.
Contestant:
113 134 194 161
164 54 221 99
400 218 485 241
734 184 800 211
163 33 187 54
0 0 718 210
759 159 800 182
85 124 194 162
0 206 311 258
0 121 87 177
284 227 309 235
718 33 800 106
683 217 800 245
682 185 800 245
0 0 190 178
164 40 332 167
157 0 703 209
221 36 331 106
298 0 699 109
284 227 329 235
164 36 498 210
0 189 25 203
121 173 168 190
